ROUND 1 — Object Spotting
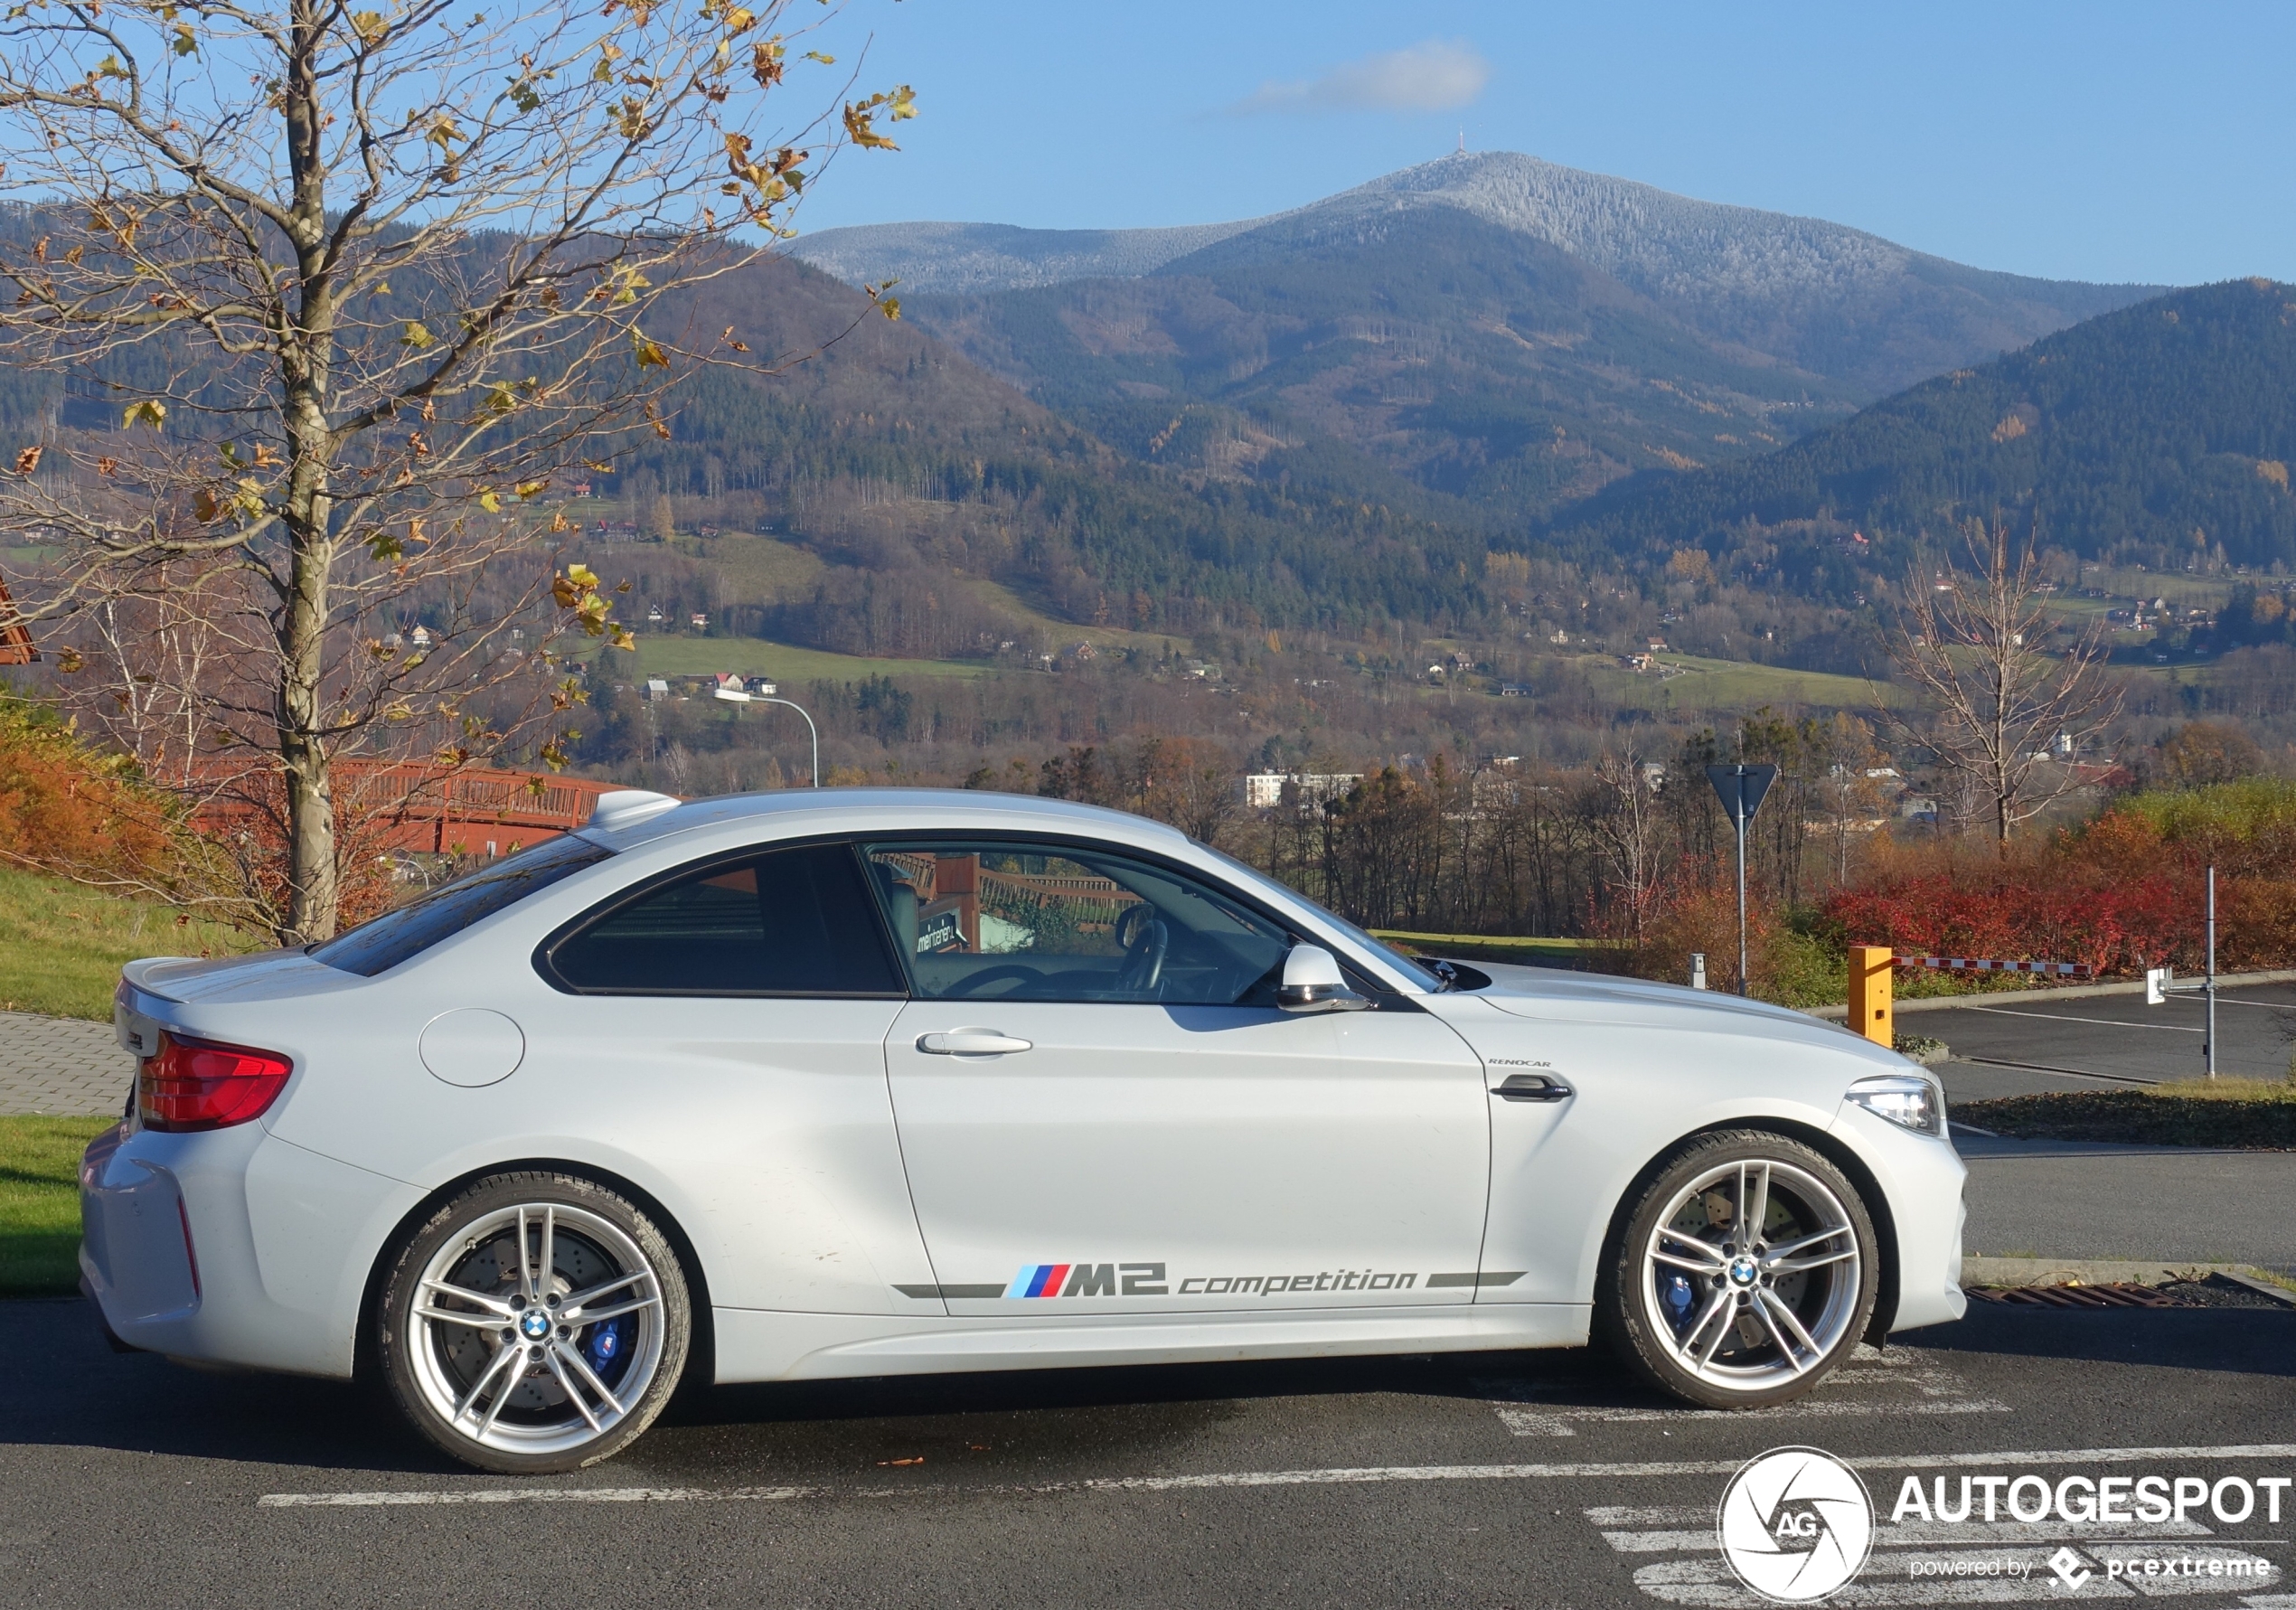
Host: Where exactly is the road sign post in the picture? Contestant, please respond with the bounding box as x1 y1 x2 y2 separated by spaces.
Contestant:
1704 763 1779 998
2142 862 2218 1077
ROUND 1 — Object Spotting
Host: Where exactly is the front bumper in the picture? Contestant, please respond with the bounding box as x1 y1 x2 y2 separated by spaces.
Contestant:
1829 1104 1967 1332
80 1119 422 1378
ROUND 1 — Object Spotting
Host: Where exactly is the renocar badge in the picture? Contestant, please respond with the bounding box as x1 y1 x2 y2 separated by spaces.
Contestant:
1716 1445 1874 1602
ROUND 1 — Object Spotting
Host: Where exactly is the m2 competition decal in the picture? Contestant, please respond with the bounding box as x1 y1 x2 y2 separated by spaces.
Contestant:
989 1262 1513 1298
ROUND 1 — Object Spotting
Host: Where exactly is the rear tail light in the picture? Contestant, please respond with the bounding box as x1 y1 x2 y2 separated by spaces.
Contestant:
137 1034 294 1132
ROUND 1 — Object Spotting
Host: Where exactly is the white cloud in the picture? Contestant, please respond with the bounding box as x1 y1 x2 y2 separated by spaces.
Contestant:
1226 39 1491 117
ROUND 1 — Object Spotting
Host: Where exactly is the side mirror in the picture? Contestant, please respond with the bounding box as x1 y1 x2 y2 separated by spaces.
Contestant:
1277 944 1369 1013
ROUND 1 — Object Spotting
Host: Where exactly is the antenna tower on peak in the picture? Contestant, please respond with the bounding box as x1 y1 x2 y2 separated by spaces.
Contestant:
1456 128 1466 155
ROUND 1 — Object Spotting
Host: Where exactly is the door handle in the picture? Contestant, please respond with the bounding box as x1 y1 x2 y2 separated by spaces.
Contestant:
1491 1072 1573 1102
917 1031 1033 1056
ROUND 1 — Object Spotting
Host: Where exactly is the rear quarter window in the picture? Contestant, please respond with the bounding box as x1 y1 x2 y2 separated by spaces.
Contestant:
313 835 613 978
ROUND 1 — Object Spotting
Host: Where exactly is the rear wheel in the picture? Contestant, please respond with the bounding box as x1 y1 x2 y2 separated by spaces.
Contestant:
377 1172 691 1473
1599 1131 1877 1409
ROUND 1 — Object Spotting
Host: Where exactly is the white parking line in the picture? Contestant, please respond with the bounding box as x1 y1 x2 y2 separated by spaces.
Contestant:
256 1444 2296 1509
1482 1346 2006 1436
1952 1004 2203 1033
1493 1398 2011 1437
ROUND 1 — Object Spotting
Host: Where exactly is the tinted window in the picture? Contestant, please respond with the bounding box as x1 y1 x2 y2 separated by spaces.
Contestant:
548 842 902 995
862 842 1290 1006
314 835 613 978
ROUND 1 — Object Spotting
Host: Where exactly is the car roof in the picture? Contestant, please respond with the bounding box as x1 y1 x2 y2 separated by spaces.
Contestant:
584 786 1195 854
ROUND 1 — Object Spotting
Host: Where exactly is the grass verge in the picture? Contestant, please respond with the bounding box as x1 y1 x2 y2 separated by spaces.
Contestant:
1376 930 1618 968
1954 1087 2296 1148
0 1116 111 1296
0 864 260 1021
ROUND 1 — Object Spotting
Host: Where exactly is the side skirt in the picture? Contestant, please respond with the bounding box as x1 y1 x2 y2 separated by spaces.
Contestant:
710 1303 1594 1384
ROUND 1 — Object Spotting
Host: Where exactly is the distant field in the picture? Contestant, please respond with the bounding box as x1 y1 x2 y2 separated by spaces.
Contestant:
958 578 1192 657
1581 653 1907 712
692 533 828 604
625 635 993 683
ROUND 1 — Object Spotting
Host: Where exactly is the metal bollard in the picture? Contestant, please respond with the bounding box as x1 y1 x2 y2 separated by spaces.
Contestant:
1850 945 1894 1048
1689 953 1708 991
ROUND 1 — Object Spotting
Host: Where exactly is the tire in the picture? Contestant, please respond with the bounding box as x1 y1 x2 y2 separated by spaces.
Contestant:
376 1172 692 1474
1598 1130 1878 1410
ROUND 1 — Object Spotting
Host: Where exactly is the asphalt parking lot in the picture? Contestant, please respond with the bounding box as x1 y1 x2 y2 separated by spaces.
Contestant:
1919 981 2296 1097
2 1292 2291 1607
6 982 2290 1607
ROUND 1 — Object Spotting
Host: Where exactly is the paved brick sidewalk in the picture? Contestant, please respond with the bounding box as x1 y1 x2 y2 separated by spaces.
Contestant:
2 1012 133 1116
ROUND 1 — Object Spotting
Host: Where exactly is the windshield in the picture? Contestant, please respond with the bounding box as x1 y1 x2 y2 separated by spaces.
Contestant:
313 833 613 977
1190 842 1444 992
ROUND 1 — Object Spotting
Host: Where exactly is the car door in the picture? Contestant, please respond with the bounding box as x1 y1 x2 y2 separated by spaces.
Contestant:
529 838 941 1316
865 839 1491 1317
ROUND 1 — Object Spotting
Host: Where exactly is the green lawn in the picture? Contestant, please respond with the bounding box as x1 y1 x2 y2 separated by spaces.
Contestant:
0 1116 110 1295
1375 930 1616 966
620 635 993 683
0 865 260 1022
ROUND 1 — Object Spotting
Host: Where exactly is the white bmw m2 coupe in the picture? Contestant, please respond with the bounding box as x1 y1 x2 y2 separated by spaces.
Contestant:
85 788 1965 1473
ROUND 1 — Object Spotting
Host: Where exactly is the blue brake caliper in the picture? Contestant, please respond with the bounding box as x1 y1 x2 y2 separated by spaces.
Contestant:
1662 1272 1697 1332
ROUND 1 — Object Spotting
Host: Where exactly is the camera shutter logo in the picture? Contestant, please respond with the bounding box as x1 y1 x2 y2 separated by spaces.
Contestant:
1716 1446 1875 1602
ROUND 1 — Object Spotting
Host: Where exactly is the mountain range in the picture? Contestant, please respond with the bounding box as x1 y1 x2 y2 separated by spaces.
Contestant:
598 152 2246 653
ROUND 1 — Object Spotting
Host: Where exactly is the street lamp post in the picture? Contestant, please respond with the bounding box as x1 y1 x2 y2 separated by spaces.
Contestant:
753 696 820 787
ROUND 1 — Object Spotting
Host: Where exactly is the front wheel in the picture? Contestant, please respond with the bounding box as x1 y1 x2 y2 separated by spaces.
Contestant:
1599 1131 1878 1409
376 1172 692 1473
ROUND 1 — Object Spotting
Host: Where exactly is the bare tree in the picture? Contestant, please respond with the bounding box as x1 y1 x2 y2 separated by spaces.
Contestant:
1887 519 2121 845
0 0 909 939
1587 748 1662 943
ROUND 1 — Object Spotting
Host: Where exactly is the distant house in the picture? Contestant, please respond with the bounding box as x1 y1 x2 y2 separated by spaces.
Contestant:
409 624 433 648
1624 653 1654 672
1241 771 1361 811
1646 638 1669 653
643 678 670 701
689 612 709 629
1499 683 1534 697
743 675 778 697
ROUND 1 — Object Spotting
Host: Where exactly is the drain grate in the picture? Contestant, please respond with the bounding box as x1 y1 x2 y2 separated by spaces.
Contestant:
1967 1281 2197 1309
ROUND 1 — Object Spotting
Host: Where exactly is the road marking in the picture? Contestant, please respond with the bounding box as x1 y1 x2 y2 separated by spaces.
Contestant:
259 1485 817 1508
256 1444 2296 1510
1952 1004 2204 1033
1955 1055 2161 1087
1481 1346 2004 1436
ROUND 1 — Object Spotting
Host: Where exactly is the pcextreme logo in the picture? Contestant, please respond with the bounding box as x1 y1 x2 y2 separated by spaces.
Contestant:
1716 1446 1875 1603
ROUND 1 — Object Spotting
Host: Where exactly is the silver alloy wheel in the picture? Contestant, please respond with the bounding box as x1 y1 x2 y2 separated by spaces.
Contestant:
1640 1157 1862 1391
408 1201 667 1459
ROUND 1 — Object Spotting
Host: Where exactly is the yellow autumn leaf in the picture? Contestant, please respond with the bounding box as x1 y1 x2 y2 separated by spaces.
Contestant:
122 400 167 429
400 320 434 349
632 331 668 367
478 490 501 513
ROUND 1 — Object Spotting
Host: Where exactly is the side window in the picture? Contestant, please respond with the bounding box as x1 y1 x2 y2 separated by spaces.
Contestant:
861 842 1291 1006
545 842 904 996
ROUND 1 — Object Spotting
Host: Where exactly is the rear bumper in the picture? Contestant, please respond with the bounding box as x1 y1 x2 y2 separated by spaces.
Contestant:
80 1120 421 1379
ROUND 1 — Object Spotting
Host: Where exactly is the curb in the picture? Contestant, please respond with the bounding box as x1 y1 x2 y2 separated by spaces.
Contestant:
1961 1256 2296 1306
1804 966 2296 1022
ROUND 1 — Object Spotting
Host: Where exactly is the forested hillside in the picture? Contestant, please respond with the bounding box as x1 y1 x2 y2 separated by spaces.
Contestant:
1543 278 2296 594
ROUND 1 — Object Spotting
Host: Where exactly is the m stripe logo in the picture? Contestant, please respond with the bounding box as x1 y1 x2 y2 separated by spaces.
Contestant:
1005 1263 1117 1298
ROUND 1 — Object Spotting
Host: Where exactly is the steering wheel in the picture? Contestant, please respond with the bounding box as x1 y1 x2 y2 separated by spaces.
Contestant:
943 964 1040 1000
1114 905 1168 996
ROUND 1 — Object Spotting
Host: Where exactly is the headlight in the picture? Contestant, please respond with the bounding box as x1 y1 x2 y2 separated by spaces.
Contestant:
1845 1073 1944 1137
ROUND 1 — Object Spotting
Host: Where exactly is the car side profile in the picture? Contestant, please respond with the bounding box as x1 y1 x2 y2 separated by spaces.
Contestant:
83 788 1965 1473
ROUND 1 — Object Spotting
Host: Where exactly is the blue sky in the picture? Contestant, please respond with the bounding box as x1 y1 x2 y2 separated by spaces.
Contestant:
792 1 2296 287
